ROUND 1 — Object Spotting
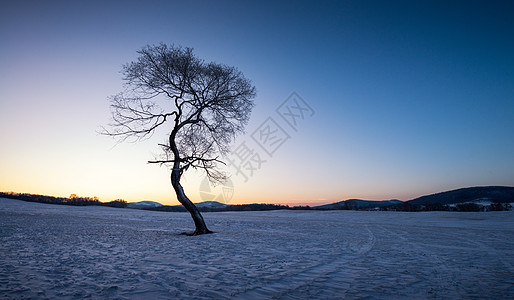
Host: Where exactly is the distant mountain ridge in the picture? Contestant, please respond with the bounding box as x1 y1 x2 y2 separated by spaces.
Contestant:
314 186 514 210
3 186 512 212
407 186 514 205
127 186 514 211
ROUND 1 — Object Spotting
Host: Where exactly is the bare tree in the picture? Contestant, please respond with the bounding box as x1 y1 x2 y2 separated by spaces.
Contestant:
103 44 256 235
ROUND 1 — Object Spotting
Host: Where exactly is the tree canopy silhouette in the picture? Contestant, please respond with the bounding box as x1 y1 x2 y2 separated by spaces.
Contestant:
103 44 256 235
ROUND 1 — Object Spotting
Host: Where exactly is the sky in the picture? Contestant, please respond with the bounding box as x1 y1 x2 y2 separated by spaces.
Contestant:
1 0 513 206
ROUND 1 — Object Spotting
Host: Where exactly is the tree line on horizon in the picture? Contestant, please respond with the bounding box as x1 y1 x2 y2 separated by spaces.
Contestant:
1 191 511 212
378 201 512 212
323 200 511 212
0 192 127 208
143 203 312 213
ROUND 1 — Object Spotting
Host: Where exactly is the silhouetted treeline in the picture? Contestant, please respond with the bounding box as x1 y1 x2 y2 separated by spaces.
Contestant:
143 203 310 213
3 191 511 213
0 192 127 208
142 205 187 212
145 201 511 213
377 200 512 212
103 199 128 208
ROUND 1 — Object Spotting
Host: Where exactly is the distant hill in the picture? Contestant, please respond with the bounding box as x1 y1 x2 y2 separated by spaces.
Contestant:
407 186 514 205
3 186 513 213
314 199 402 210
191 201 228 208
127 201 163 209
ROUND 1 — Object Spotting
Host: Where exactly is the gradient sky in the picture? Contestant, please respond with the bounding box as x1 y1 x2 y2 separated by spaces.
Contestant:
1 0 513 206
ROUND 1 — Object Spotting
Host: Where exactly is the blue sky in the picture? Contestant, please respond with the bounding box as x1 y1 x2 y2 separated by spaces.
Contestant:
1 0 513 205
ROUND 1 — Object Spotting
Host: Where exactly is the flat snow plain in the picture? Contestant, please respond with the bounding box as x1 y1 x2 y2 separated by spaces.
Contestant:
1 198 513 299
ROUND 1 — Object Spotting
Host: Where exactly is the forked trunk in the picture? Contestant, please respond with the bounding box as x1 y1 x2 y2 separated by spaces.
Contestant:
171 168 212 235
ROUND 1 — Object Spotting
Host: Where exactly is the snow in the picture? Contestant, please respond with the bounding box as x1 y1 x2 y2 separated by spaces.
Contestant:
1 197 513 299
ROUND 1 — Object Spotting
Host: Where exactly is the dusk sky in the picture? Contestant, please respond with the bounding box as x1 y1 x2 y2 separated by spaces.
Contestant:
1 0 513 206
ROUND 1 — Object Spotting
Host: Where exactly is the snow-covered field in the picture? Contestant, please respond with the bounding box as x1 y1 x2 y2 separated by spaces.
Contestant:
1 198 513 299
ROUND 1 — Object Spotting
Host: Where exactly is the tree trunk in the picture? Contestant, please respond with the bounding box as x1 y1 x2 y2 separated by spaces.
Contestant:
171 167 212 235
